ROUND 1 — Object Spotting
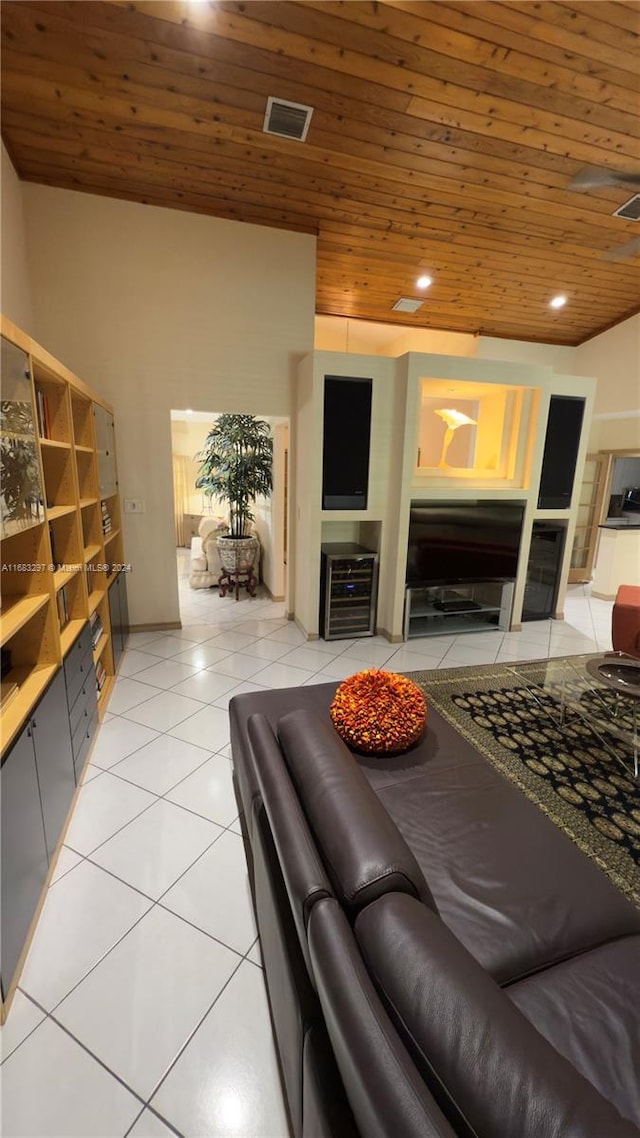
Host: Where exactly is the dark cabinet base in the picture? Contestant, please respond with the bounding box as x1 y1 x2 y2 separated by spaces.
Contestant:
108 570 130 670
1 726 49 1001
33 669 75 861
1 628 97 1004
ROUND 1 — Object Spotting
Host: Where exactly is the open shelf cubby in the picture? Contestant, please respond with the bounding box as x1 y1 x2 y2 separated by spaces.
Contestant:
81 501 103 561
71 392 94 449
75 446 99 501
404 581 515 639
33 365 72 446
41 444 77 511
56 563 88 644
86 549 107 609
48 510 82 575
1 602 60 751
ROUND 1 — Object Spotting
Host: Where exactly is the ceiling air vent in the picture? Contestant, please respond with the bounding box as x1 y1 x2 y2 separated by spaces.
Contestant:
613 194 640 220
392 297 423 313
263 96 314 142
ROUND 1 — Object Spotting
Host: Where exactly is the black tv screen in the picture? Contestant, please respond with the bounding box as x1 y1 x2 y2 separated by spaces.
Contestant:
406 501 525 587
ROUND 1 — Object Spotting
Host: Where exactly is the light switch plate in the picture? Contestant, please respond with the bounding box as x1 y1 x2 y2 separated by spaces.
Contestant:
123 499 145 514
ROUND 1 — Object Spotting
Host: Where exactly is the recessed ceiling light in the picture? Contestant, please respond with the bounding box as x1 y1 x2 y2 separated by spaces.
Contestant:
550 295 567 309
416 275 432 289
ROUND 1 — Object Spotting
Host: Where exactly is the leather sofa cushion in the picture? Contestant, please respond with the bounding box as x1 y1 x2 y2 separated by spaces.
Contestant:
509 935 640 1128
278 709 436 917
307 897 457 1138
376 753 640 984
232 683 640 982
356 893 639 1138
248 714 332 964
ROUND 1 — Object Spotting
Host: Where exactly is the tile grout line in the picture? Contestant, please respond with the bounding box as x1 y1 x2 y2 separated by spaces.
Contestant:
17 851 253 1060
143 952 248 1115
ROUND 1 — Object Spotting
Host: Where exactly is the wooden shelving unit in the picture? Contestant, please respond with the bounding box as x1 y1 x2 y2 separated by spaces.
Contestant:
1 319 124 758
1 315 129 1022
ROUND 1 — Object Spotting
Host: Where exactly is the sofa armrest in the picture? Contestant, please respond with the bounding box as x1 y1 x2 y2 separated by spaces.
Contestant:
308 897 457 1138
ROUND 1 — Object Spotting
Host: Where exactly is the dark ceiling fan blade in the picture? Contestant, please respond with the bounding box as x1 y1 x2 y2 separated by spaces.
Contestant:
602 236 640 262
569 167 640 190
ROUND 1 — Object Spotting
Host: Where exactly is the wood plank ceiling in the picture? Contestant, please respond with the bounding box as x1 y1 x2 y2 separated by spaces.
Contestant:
2 0 640 345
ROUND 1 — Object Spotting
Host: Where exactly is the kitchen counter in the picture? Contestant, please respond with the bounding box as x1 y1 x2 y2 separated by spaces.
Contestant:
592 525 640 599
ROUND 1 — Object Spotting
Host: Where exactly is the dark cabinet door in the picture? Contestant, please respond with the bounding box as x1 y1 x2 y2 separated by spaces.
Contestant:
108 573 122 669
1 724 49 999
32 669 76 861
118 571 130 644
108 570 130 670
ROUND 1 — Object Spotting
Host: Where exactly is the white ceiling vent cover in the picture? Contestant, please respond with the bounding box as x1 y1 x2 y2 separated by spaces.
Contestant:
613 194 640 221
392 297 423 313
263 97 314 142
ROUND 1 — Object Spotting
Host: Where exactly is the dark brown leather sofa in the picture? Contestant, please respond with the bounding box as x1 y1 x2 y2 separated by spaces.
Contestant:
229 680 640 1138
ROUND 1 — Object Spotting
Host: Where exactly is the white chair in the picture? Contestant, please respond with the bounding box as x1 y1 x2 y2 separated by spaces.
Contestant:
189 517 227 589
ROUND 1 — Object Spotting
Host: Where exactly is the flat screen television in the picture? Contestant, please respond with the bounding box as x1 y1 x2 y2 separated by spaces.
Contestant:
406 500 525 587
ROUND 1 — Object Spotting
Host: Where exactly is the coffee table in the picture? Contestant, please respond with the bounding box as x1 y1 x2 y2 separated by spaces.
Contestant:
506 652 639 778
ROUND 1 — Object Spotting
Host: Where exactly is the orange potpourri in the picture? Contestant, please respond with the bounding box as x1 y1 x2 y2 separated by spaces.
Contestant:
330 669 427 755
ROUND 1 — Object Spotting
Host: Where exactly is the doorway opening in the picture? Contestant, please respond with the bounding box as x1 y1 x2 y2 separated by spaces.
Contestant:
170 410 289 625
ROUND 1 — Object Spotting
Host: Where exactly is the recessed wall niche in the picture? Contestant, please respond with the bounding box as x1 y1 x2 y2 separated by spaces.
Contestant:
415 378 537 489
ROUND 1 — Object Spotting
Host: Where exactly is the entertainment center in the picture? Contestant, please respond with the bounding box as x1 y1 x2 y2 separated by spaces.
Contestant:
294 349 597 643
403 499 524 636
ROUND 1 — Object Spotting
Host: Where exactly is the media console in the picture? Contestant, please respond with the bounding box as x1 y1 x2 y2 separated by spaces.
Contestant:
404 580 515 639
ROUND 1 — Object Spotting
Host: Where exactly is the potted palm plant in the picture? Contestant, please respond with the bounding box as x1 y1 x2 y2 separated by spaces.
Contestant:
194 413 273 585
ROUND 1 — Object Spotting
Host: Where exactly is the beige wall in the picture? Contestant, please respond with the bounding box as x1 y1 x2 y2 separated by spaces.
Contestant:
22 184 315 626
1 143 34 334
315 315 476 357
475 335 578 373
575 315 640 451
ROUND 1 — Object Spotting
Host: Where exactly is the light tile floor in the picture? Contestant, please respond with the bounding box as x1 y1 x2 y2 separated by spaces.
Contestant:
1 550 614 1137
